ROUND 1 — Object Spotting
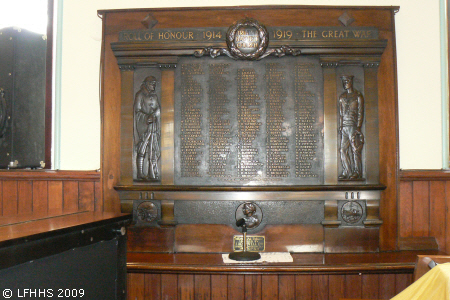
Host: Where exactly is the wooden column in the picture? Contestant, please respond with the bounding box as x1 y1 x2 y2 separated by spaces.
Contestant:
322 62 338 185
160 65 175 185
364 62 380 184
119 66 135 185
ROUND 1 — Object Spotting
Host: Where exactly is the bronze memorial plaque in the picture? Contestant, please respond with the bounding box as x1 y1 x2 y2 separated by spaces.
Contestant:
174 56 324 185
233 236 265 252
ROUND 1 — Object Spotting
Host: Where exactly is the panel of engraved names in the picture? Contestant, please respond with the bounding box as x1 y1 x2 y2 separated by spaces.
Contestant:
174 56 323 185
236 68 263 179
296 63 321 178
179 64 204 177
265 63 289 178
208 63 232 178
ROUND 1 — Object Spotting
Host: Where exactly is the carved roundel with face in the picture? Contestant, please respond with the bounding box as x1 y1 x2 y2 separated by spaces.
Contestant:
226 18 269 60
235 202 263 229
137 201 158 223
341 201 363 224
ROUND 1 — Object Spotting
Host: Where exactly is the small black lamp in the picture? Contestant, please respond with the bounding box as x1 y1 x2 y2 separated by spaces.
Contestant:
228 218 261 261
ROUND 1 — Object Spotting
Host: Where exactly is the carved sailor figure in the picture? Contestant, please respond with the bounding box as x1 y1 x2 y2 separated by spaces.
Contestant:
338 75 364 180
134 76 161 180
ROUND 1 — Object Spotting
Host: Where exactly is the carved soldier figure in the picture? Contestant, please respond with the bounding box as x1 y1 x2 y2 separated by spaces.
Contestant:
242 202 259 228
134 76 161 180
338 75 364 180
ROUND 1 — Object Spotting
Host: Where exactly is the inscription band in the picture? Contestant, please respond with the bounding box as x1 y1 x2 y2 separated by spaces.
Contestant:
119 26 379 42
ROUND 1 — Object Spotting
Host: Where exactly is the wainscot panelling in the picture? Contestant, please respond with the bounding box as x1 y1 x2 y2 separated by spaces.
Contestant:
399 170 450 252
0 170 101 217
126 272 412 300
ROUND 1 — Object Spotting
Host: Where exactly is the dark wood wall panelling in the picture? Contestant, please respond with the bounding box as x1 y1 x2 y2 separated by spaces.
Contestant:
0 171 101 217
399 170 450 253
127 273 411 300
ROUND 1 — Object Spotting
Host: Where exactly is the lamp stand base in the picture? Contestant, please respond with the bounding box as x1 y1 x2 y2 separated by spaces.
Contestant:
228 251 261 261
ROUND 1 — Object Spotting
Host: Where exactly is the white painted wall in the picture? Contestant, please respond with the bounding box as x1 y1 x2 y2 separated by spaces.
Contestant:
58 0 445 170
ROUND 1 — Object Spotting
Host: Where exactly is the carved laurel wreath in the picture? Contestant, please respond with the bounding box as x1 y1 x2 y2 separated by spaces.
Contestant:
226 18 269 60
194 18 301 60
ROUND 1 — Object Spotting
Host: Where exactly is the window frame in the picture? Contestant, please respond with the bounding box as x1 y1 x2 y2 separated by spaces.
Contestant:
44 0 53 169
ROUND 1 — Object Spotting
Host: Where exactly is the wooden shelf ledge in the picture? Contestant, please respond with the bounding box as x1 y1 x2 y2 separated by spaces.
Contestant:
127 251 444 275
116 184 387 192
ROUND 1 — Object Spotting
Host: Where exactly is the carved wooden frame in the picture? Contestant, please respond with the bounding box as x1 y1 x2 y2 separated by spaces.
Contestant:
99 6 400 252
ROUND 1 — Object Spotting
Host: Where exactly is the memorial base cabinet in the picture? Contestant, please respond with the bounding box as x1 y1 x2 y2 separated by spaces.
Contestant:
128 272 412 300
124 251 444 300
120 186 383 254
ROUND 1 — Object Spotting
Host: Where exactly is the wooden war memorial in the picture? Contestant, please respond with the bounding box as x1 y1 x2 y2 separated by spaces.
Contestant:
98 6 426 299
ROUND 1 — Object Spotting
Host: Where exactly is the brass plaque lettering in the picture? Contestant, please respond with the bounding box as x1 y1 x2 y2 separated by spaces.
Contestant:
233 236 265 252
119 27 378 42
234 26 260 53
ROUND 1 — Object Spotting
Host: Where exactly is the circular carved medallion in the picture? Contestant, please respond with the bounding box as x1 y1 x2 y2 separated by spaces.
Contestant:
341 201 363 224
235 202 263 229
137 201 158 223
226 18 269 60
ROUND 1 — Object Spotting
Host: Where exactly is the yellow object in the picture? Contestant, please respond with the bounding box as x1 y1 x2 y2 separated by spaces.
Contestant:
391 263 450 300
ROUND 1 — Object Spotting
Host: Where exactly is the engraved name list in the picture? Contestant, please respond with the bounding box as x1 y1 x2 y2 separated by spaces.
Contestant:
174 56 324 185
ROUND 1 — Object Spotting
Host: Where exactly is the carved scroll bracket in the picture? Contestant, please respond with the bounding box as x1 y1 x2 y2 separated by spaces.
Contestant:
195 45 301 60
322 200 341 228
363 199 383 228
158 200 177 228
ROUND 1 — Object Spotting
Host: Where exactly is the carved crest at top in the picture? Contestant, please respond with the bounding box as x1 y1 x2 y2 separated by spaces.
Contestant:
195 18 301 60
226 18 269 60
